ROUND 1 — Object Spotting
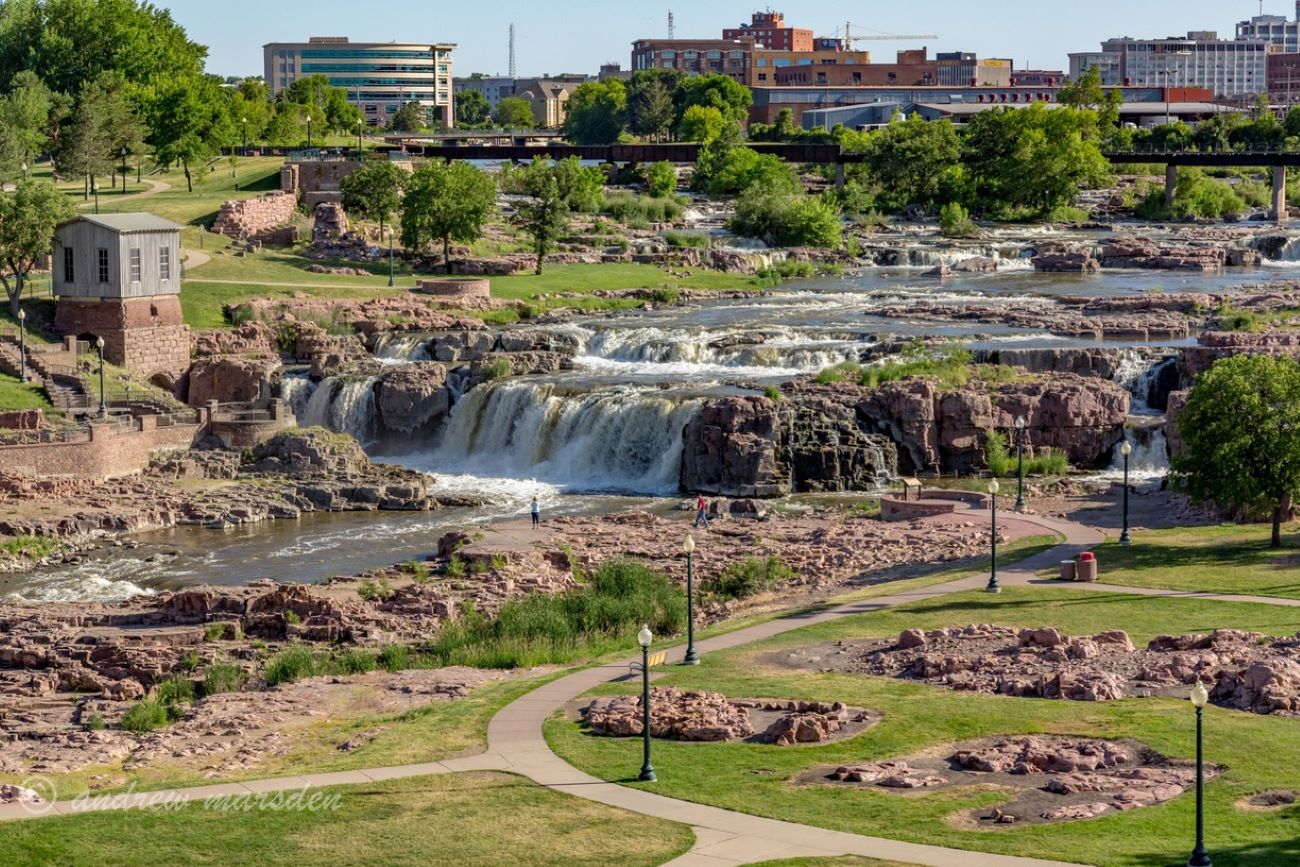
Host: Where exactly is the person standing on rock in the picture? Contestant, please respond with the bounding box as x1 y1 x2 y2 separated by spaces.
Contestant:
694 494 709 528
531 496 540 529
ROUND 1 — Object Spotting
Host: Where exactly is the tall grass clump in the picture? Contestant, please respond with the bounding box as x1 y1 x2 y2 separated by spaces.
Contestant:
709 557 794 600
601 192 683 227
984 430 1070 477
263 645 317 687
426 558 685 668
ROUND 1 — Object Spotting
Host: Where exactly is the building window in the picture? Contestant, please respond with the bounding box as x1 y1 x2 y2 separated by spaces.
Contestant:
63 247 74 283
97 248 109 284
160 247 171 281
129 249 141 282
757 73 767 81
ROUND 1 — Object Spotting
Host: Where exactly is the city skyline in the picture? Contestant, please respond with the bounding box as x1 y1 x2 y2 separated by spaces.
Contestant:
162 0 1292 80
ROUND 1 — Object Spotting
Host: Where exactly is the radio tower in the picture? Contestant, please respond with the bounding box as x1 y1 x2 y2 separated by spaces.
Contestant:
668 11 675 38
508 23 517 78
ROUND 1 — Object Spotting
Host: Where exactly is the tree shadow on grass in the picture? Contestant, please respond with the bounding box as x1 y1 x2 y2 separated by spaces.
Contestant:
1130 836 1300 867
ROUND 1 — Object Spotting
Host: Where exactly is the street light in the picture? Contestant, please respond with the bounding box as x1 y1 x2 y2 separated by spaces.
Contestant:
388 225 396 287
683 536 699 665
1120 440 1133 545
120 147 129 193
1188 681 1212 867
306 115 313 149
356 117 364 156
986 479 1001 594
241 117 248 155
16 308 27 382
1014 415 1027 512
636 624 656 783
95 336 107 418
91 179 100 214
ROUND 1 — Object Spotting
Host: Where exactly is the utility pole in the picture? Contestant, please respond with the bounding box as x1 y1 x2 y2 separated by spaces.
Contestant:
668 11 675 39
508 23 516 79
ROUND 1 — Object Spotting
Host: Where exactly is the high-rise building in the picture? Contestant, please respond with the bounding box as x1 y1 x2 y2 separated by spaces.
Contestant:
1073 33 1273 98
936 52 1012 87
630 39 752 81
722 11 813 52
264 37 455 128
1237 3 1300 53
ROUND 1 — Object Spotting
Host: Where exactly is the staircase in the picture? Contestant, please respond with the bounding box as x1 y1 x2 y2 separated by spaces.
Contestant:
0 335 92 414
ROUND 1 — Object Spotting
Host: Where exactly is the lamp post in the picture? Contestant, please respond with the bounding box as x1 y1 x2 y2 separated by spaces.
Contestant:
241 117 248 156
91 179 100 214
306 115 313 149
136 152 142 184
388 225 396 287
356 117 364 156
95 336 107 418
1014 415 1026 512
20 161 26 179
16 308 27 382
683 536 699 665
1119 440 1133 545
637 624 656 783
120 147 129 193
986 479 1001 593
1188 681 1212 867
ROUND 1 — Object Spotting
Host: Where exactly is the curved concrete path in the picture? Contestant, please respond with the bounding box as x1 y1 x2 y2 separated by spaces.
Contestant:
76 178 170 209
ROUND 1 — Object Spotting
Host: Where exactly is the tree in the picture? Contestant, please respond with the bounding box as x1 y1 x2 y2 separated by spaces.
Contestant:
263 101 306 147
626 71 676 141
510 159 568 274
494 97 534 129
456 90 490 127
861 113 961 212
551 156 604 211
0 179 76 315
388 101 427 133
562 80 626 145
1173 354 1300 548
644 161 676 197
339 160 406 243
400 161 497 272
228 78 272 142
704 146 798 197
280 74 362 132
676 104 726 143
3 70 53 171
673 73 751 127
1055 66 1121 132
148 76 233 192
729 188 841 248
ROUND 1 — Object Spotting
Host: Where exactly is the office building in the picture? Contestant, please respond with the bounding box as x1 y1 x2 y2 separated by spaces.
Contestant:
936 52 1012 87
1072 33 1273 98
631 39 751 81
723 11 812 51
1237 3 1300 53
264 37 455 128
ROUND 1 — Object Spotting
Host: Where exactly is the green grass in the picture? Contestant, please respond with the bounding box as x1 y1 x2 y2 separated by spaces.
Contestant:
1095 524 1300 600
547 586 1300 867
0 772 694 867
0 373 53 414
0 535 63 560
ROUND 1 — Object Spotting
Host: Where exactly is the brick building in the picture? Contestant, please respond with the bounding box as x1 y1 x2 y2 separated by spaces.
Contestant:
52 214 190 389
631 38 752 81
723 11 812 51
749 47 874 86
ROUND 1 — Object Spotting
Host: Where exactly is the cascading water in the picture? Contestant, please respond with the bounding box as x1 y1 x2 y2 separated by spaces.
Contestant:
1106 425 1170 484
424 379 704 495
574 326 863 378
280 373 318 422
373 334 432 362
296 375 381 443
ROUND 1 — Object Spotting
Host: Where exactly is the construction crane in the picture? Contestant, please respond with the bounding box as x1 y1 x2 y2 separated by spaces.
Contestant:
836 22 937 43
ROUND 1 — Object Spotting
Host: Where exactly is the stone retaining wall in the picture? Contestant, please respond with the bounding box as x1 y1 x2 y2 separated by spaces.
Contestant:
413 278 492 302
211 191 299 241
0 416 202 479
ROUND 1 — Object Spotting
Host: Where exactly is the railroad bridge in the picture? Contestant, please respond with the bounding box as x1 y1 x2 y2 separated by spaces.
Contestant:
1102 150 1300 222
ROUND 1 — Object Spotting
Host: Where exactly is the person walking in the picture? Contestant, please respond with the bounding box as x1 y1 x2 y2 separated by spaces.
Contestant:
531 496 540 529
694 494 709 528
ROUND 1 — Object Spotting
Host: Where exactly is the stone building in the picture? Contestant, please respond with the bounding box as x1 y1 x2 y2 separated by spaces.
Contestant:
52 214 190 389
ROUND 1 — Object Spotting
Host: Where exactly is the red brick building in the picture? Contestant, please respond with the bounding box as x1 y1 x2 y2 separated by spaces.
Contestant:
723 11 812 52
631 38 752 82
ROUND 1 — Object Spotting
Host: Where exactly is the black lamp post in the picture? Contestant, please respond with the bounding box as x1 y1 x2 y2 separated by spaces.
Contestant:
1014 415 1027 512
683 535 699 665
986 478 1001 593
356 117 364 156
136 153 142 184
306 115 313 149
1188 681 1212 867
120 147 129 193
241 117 249 155
388 226 396 287
91 179 100 214
95 336 107 418
16 308 27 382
1120 440 1133 545
637 624 656 782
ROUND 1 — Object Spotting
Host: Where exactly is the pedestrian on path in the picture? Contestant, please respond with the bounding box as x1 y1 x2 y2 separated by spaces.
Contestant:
694 494 709 528
531 496 540 528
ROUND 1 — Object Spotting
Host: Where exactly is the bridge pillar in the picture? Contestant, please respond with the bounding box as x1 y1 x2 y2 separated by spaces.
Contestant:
1273 165 1288 224
1165 164 1177 208
834 163 846 190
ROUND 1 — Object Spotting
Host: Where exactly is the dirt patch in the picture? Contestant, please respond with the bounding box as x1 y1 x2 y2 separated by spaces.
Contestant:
800 735 1217 827
1238 790 1298 812
571 687 878 746
770 624 1300 716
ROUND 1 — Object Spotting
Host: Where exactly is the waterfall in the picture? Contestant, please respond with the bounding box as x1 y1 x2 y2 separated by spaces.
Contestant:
1111 352 1178 414
373 334 432 362
575 326 862 377
428 380 703 494
280 373 317 422
1107 425 1169 483
295 375 380 443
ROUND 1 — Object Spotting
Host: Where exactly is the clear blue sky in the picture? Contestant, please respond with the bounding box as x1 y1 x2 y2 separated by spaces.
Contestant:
160 0 1290 79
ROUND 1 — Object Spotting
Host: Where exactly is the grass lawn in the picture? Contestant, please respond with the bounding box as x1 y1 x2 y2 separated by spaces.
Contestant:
0 771 694 867
1094 524 1300 601
547 586 1300 867
2 674 556 800
0 374 52 414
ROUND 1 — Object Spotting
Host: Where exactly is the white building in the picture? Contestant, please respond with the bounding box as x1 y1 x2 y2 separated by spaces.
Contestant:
1237 4 1300 53
1075 33 1273 98
1068 51 1123 85
264 37 455 128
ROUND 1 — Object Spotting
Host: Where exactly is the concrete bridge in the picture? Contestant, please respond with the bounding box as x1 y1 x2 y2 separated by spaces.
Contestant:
1102 150 1300 222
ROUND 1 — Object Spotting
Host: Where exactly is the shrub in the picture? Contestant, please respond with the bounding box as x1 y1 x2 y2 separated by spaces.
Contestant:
730 188 842 248
338 648 378 675
203 623 228 642
478 359 513 383
398 560 432 583
357 576 395 601
202 663 248 697
1213 303 1262 333
377 644 409 673
645 161 677 197
264 645 317 687
710 557 794 600
121 700 169 734
83 712 105 732
0 535 62 560
704 147 799 197
663 229 709 248
446 555 467 579
985 429 1070 476
939 202 979 238
283 608 302 625
601 191 683 227
649 286 680 305
763 385 782 402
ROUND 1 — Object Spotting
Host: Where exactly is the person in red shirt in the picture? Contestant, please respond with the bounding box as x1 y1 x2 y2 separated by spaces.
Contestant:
694 494 709 528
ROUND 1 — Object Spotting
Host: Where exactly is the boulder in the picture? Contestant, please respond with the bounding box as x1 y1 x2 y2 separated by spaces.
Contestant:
185 356 280 407
376 363 451 433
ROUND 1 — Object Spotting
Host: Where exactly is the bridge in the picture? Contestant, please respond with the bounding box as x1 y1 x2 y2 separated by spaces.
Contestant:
1102 150 1300 221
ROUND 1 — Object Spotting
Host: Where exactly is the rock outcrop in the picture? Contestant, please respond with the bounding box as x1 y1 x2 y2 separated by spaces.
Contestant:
1180 330 1300 379
185 356 280 407
376 363 451 433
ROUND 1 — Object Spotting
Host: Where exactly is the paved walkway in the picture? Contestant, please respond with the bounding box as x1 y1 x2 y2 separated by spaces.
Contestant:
3 510 1286 866
76 178 170 209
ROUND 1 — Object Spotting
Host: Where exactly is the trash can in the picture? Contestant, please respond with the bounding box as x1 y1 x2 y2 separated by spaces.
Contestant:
1059 560 1076 582
1076 551 1098 582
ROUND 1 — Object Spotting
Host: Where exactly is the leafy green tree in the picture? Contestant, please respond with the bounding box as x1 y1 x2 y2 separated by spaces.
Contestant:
861 113 960 212
229 78 272 143
0 179 76 315
562 80 626 145
148 76 233 192
389 101 427 132
455 90 491 127
673 73 751 127
1173 354 1300 547
263 101 306 146
510 159 569 274
626 71 676 141
339 160 406 243
676 104 726 143
690 117 744 192
551 156 604 212
644 161 677 197
729 188 841 248
280 74 362 132
55 73 140 195
494 97 534 129
705 147 798 197
400 161 496 272
3 70 52 171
